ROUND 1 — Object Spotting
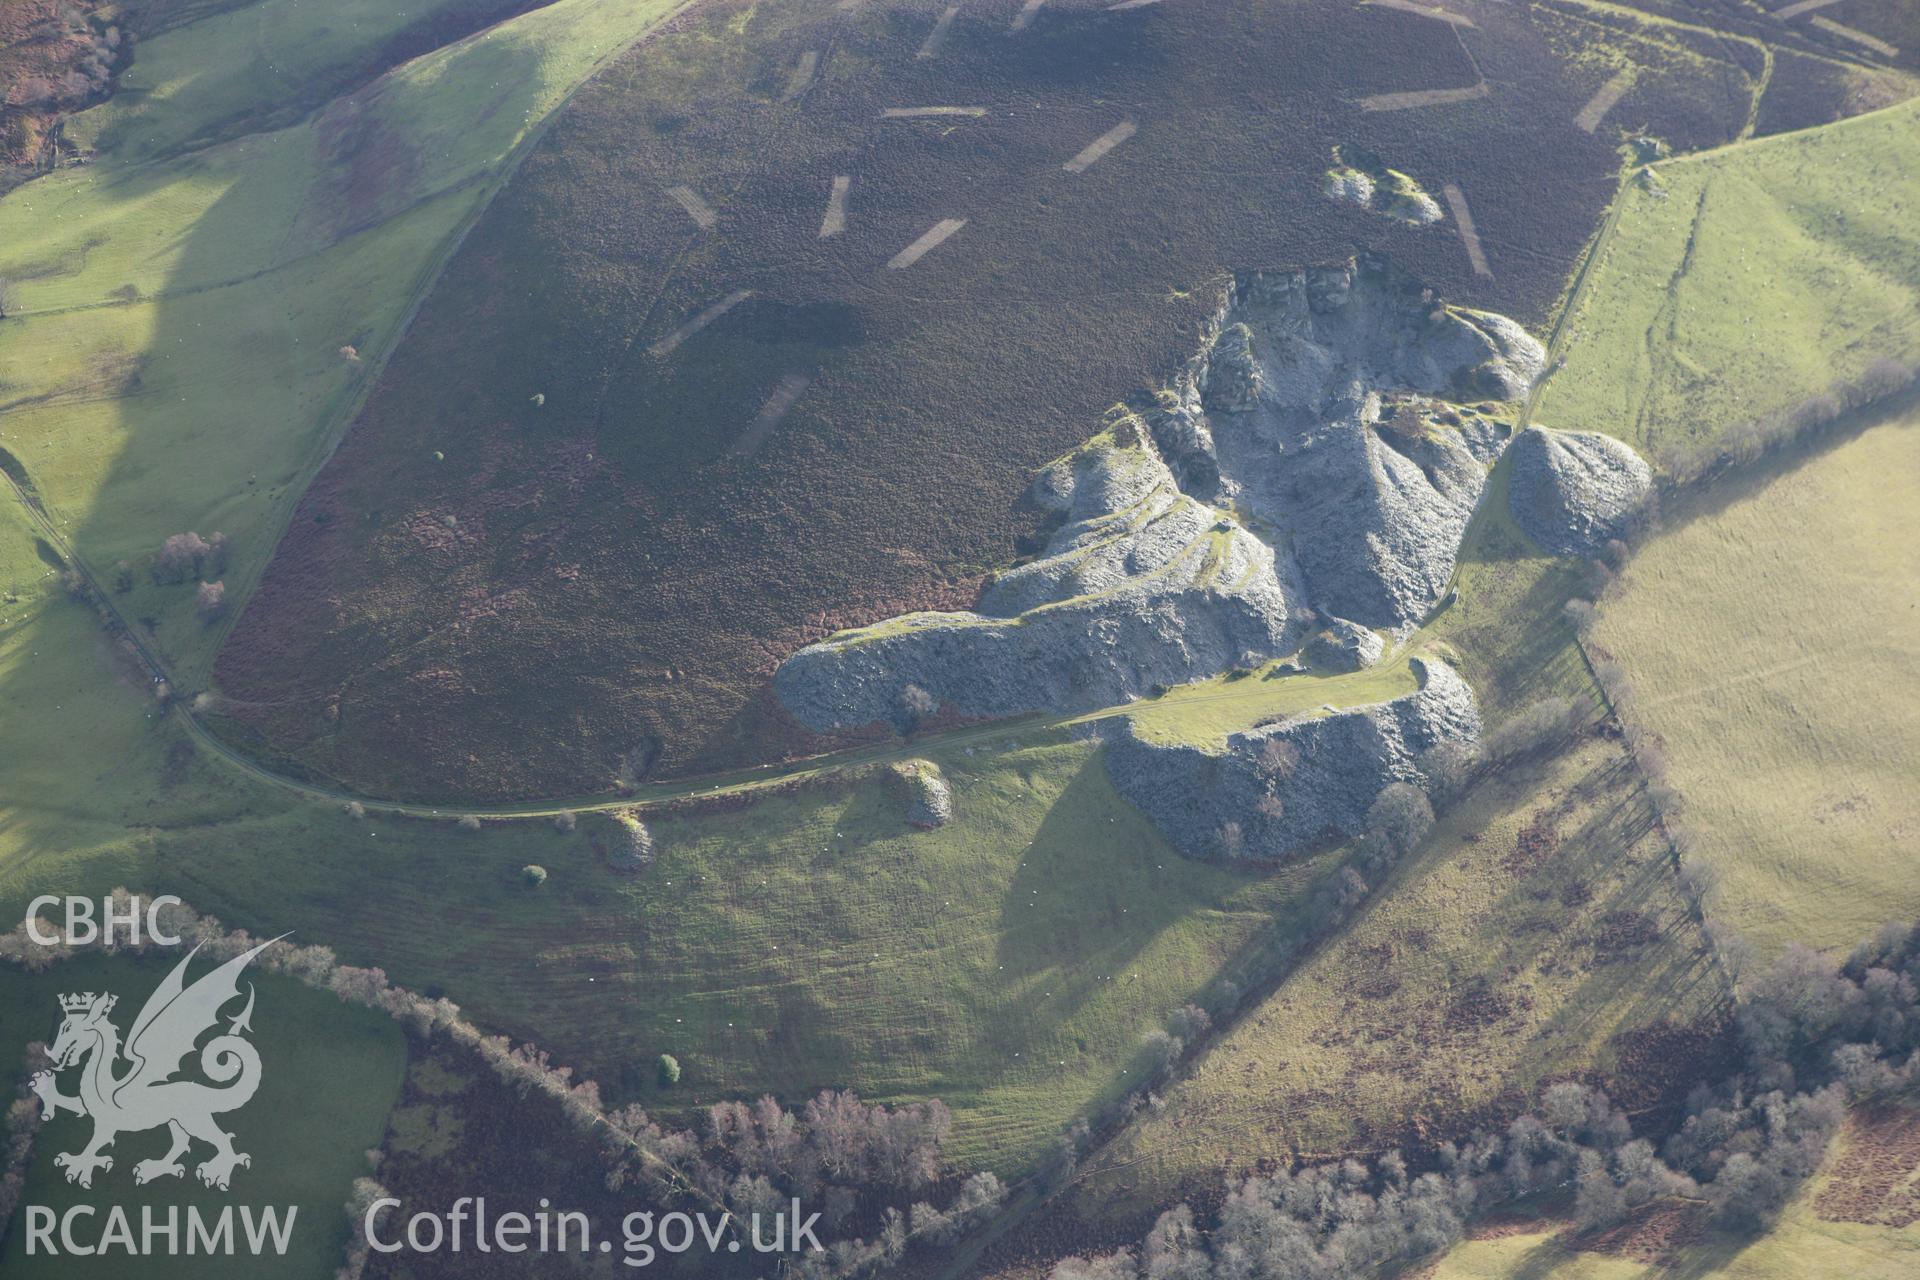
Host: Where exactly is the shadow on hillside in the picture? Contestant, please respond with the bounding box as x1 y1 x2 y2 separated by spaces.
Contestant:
1653 379 1920 537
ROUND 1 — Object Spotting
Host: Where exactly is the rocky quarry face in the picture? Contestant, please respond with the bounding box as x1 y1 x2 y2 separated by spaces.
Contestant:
1505 426 1653 558
777 256 1554 737
1104 658 1480 861
769 260 1661 860
774 414 1298 732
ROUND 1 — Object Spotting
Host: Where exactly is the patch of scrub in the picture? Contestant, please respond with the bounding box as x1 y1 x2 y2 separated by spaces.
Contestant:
1322 144 1444 225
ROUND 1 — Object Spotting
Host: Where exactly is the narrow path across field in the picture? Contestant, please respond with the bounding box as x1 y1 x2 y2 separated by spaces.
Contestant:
1063 120 1137 173
647 288 753 357
1443 182 1492 277
732 374 812 456
1810 16 1898 58
782 50 819 100
666 183 718 228
888 217 968 268
1771 0 1846 20
1359 82 1491 111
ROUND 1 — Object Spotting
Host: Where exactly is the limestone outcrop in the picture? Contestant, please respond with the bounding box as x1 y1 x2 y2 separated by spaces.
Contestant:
774 421 1299 731
1306 618 1385 672
1103 658 1480 861
889 760 953 829
776 255 1540 740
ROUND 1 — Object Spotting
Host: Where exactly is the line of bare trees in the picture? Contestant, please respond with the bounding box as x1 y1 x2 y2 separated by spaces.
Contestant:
1655 355 1918 490
1050 914 1920 1279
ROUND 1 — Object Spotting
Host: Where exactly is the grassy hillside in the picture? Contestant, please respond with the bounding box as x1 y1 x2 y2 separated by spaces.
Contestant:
1063 732 1727 1225
1591 405 1920 955
0 955 406 1279
1 483 1333 1177
153 735 1329 1176
1532 96 1920 467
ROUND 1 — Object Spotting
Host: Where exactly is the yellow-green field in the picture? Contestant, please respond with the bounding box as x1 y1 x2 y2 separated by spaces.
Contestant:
1121 648 1422 748
1591 407 1920 954
1534 97 1920 466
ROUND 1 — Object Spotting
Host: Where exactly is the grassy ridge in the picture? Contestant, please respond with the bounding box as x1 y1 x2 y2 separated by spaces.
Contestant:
150 735 1331 1176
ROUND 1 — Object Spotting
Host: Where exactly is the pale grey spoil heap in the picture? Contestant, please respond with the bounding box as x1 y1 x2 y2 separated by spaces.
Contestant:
1104 658 1481 861
776 255 1546 735
1167 259 1542 626
1506 426 1653 558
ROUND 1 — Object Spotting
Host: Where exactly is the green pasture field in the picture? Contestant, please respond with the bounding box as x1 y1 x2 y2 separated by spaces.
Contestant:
1532 96 1920 467
1122 649 1422 749
149 734 1332 1176
1591 406 1920 955
0 953 407 1279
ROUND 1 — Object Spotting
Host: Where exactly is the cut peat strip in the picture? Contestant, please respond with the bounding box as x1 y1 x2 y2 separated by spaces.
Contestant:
1442 183 1491 278
666 185 717 230
1771 0 1845 19
1358 82 1490 112
782 51 819 101
1107 0 1165 8
918 5 960 59
889 218 967 270
882 106 988 119
1810 16 1899 57
1010 0 1046 32
1575 70 1632 133
733 375 812 457
1064 120 1137 173
1364 0 1475 27
819 176 851 238
649 289 753 358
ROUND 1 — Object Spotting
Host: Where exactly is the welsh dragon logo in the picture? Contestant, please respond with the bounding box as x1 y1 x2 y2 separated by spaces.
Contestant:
29 938 280 1191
